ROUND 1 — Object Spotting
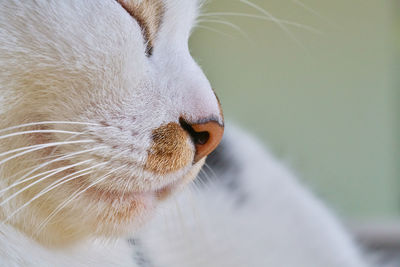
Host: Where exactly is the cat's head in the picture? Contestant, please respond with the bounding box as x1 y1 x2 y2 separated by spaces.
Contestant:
0 0 223 246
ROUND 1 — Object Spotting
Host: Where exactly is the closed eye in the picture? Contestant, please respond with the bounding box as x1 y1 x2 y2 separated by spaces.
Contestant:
116 0 164 57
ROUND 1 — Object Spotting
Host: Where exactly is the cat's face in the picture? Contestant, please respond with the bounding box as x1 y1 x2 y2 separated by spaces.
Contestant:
0 0 223 246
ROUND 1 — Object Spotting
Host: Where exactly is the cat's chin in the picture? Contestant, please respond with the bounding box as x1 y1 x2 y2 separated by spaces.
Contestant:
20 158 206 248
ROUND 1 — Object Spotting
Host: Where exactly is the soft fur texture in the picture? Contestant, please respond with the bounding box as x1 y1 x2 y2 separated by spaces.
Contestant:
0 0 376 266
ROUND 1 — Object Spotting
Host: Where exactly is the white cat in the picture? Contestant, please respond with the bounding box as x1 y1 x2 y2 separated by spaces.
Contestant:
0 0 377 266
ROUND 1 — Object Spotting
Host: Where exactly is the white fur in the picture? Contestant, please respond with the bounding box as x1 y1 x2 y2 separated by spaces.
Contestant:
0 225 135 267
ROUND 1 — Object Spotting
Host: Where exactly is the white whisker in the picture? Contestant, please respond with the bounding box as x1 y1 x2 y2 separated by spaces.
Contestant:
0 130 81 141
48 129 92 156
0 121 99 134
0 146 104 196
200 12 322 34
196 168 213 191
22 152 79 164
195 25 235 39
291 0 336 28
0 159 94 207
4 153 125 222
3 169 96 223
36 164 126 234
0 140 95 164
197 18 251 40
203 163 218 180
238 0 306 48
8 146 106 189
1 168 63 195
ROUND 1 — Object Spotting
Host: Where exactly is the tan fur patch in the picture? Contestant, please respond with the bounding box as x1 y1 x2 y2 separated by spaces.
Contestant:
116 0 164 55
145 123 193 174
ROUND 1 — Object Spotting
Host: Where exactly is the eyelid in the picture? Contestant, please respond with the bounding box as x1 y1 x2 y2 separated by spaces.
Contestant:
116 0 154 56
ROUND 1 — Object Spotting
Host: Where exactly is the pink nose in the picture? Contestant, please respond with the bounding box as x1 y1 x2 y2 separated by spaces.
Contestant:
179 117 224 162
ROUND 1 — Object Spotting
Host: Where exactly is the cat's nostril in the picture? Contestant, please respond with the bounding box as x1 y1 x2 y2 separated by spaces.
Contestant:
179 118 210 145
179 117 224 163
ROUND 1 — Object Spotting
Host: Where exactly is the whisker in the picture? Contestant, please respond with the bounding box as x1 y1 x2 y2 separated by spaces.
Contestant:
35 183 88 234
3 169 96 223
200 12 322 34
197 18 251 40
35 149 127 231
203 162 218 180
48 129 92 156
11 146 105 185
196 168 213 191
1 168 63 195
36 164 126 234
0 159 94 207
0 146 104 195
1 129 92 165
1 164 46 185
0 121 99 134
238 0 306 48
0 140 95 164
0 130 81 141
291 0 336 28
195 25 235 39
22 152 79 164
4 152 125 222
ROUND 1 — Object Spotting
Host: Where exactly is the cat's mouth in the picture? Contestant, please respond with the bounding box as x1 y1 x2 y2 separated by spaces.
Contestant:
85 180 178 204
77 159 205 206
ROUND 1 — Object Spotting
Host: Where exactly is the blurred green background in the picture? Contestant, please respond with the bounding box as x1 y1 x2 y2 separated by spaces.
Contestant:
190 0 399 220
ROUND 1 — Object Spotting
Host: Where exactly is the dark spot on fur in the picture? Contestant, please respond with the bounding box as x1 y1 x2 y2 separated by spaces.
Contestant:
198 137 248 205
128 238 154 267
